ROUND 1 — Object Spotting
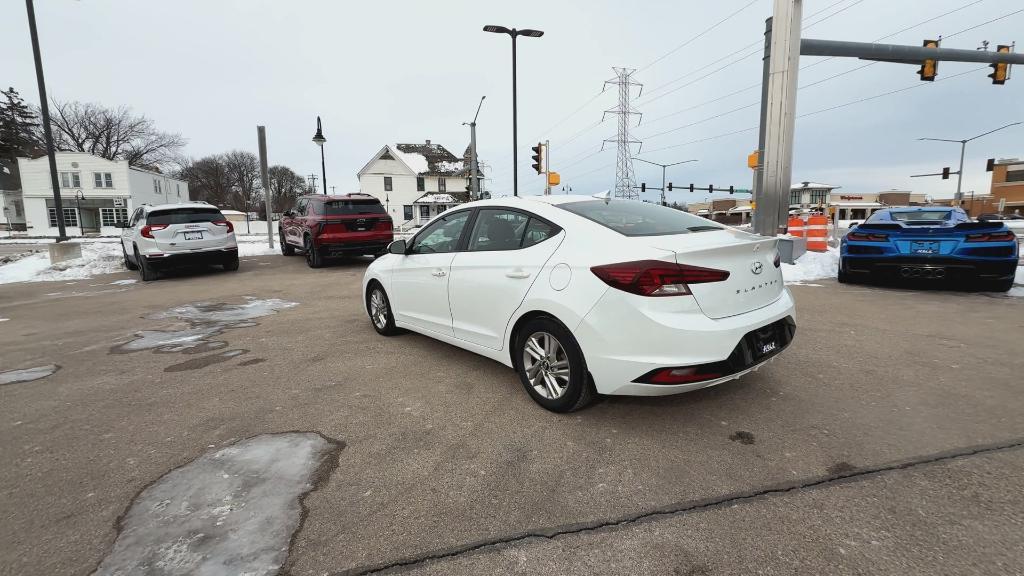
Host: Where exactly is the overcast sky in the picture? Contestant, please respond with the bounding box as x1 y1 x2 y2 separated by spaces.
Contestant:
3 0 1021 203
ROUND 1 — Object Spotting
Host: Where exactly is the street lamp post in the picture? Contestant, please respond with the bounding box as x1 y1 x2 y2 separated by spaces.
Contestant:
632 158 698 205
918 121 1022 199
463 96 486 200
483 25 544 197
312 116 327 195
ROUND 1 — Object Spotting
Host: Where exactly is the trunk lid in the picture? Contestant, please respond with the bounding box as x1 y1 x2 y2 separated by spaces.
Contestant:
640 229 783 319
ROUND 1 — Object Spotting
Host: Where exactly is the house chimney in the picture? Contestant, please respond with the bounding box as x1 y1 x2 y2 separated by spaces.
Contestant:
425 139 431 146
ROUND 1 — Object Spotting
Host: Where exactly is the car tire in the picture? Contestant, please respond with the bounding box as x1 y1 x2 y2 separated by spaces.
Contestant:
304 236 323 268
366 282 400 336
988 277 1014 292
513 316 595 413
837 259 851 284
281 232 295 256
135 247 157 282
122 245 138 271
223 255 239 271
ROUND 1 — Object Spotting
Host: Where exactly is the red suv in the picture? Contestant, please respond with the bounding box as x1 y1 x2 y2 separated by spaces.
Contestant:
280 194 394 267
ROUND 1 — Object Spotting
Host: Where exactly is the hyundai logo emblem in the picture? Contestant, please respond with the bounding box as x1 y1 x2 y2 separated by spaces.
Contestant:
751 261 764 275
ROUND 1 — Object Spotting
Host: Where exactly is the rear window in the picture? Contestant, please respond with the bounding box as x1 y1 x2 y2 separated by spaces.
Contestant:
876 210 953 222
558 200 723 236
146 207 223 225
319 200 385 216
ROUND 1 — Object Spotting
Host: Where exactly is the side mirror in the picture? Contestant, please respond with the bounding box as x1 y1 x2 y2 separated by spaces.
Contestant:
115 221 128 228
388 239 407 255
283 210 294 218
848 222 859 228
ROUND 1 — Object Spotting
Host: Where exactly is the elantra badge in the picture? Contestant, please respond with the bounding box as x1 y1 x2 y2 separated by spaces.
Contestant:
751 261 763 275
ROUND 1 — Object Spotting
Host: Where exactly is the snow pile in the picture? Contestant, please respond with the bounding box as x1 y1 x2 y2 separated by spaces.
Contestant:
0 242 124 285
0 364 60 386
435 160 464 173
781 247 839 284
237 238 279 257
93 433 339 576
1011 266 1024 298
392 146 429 174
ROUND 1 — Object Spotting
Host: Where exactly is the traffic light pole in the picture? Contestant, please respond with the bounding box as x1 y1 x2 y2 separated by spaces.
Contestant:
544 139 550 195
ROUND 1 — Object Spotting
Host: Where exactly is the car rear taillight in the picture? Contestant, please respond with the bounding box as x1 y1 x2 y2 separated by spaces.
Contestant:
140 224 168 238
590 259 730 297
213 220 234 233
847 232 888 242
641 366 723 385
376 218 392 231
966 230 1015 242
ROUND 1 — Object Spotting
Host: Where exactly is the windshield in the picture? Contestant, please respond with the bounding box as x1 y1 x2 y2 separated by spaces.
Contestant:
146 207 224 225
879 210 953 222
558 200 723 236
321 200 385 216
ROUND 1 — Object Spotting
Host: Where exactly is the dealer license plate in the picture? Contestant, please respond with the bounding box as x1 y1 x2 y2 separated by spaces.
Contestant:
183 231 203 241
911 241 939 254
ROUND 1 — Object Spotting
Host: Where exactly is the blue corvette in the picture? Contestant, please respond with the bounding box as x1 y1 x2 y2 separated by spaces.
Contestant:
839 207 1018 291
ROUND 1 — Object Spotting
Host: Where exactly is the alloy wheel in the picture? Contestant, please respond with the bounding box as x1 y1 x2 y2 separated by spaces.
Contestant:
522 331 571 400
369 289 388 329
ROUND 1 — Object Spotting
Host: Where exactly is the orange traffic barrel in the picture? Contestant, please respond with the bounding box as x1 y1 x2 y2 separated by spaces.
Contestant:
806 214 828 252
787 216 805 237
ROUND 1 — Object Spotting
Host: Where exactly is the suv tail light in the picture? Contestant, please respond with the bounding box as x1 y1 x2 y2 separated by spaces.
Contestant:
590 259 730 297
140 224 168 238
847 231 888 242
966 230 1015 242
212 219 234 233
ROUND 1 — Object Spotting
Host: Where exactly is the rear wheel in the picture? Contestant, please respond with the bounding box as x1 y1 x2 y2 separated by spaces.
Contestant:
837 258 851 284
280 232 295 255
988 277 1014 292
222 255 239 271
366 283 400 336
514 317 595 413
135 247 158 282
304 236 323 268
122 245 138 270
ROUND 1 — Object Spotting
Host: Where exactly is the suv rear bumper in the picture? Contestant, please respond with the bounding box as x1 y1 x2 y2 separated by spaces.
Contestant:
315 241 391 257
145 247 238 268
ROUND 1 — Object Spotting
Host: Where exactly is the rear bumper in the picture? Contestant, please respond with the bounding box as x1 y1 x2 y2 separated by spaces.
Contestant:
573 287 796 396
842 254 1017 280
315 240 392 257
145 247 237 268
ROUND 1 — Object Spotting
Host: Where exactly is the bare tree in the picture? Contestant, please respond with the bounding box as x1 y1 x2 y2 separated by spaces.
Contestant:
267 165 305 212
222 150 263 214
42 99 186 170
175 155 232 207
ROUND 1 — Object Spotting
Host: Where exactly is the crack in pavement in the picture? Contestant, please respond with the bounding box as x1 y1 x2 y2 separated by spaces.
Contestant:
336 438 1024 575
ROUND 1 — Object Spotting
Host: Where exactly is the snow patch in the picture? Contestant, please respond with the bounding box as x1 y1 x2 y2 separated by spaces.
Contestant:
781 248 839 284
392 146 429 174
93 433 341 576
0 242 124 285
237 239 279 257
0 364 60 385
109 279 138 286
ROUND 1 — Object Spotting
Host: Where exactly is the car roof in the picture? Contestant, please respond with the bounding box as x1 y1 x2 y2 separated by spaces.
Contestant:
300 193 380 201
882 206 957 213
142 202 219 212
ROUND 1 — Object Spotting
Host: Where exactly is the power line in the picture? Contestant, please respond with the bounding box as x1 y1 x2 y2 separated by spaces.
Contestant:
637 0 761 73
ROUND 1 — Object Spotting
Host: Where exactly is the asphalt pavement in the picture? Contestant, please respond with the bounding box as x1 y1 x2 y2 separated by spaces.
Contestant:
1 254 1022 575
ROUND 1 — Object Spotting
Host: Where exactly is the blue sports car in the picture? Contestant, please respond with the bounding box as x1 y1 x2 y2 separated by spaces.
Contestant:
839 207 1018 291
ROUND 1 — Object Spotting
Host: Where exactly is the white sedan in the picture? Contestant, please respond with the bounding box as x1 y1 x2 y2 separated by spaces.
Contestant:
362 195 796 412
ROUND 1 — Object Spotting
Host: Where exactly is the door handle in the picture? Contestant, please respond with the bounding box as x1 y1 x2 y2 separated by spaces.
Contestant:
431 269 447 277
506 269 531 279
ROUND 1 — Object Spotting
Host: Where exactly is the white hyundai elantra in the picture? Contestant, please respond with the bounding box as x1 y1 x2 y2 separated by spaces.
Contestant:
362 195 796 412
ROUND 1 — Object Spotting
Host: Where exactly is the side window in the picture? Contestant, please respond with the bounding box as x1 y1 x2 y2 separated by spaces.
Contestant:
416 177 425 192
307 201 320 216
521 218 556 248
410 211 470 254
293 199 306 216
128 208 143 227
468 209 530 252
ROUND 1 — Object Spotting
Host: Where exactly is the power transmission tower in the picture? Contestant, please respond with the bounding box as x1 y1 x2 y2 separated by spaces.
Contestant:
601 67 643 200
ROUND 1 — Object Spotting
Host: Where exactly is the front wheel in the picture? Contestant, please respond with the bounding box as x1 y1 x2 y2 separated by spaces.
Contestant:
281 232 295 256
122 245 138 270
514 317 595 413
366 283 400 336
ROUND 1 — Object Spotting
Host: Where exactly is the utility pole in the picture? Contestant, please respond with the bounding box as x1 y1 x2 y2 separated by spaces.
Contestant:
257 126 274 249
602 67 643 200
307 174 318 194
25 0 67 241
463 96 485 200
544 139 551 195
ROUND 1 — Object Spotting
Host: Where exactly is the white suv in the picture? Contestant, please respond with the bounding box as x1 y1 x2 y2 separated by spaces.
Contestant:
119 202 238 281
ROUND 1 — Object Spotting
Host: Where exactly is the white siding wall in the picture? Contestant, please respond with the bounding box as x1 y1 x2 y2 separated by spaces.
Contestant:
16 152 187 236
359 155 469 227
128 168 189 206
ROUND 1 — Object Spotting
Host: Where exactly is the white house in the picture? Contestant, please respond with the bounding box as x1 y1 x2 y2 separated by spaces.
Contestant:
16 152 189 236
357 141 483 228
1 158 26 231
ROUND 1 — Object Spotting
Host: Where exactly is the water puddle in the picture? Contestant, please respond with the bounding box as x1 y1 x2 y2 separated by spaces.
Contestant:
164 349 248 372
93 433 342 576
0 364 60 386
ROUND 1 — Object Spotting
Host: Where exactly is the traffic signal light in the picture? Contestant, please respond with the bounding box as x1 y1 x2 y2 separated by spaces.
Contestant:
531 143 544 174
989 44 1011 85
640 183 646 193
668 183 673 191
941 167 950 180
918 39 939 81
986 158 995 172
708 185 713 193
729 185 734 194
688 184 694 193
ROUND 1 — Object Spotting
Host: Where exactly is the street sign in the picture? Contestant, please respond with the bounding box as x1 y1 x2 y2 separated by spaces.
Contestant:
113 197 124 207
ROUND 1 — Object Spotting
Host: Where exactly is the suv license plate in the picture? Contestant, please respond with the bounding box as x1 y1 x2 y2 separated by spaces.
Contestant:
183 231 203 240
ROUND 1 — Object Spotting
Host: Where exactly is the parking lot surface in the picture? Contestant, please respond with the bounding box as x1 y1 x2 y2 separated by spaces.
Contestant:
1 254 1022 575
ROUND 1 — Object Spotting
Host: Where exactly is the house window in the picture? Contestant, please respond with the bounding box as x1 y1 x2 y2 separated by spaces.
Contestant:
436 205 447 214
416 177 425 192
403 205 413 220
153 179 162 194
48 207 78 227
789 191 802 205
94 172 113 188
384 176 393 192
60 172 81 188
438 178 446 192
1006 170 1024 183
100 207 128 226
419 205 430 219
809 190 828 205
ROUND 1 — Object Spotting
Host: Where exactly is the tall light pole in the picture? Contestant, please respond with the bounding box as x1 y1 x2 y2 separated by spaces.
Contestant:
918 122 1021 199
25 0 68 241
463 95 485 200
632 158 698 205
483 25 544 197
312 116 327 195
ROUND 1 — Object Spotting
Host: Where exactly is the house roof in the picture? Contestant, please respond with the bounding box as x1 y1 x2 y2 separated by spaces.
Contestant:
414 193 462 204
394 142 469 176
791 181 840 190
